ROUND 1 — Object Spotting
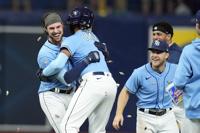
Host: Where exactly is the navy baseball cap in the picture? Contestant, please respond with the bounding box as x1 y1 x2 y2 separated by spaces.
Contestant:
152 22 173 37
148 40 169 52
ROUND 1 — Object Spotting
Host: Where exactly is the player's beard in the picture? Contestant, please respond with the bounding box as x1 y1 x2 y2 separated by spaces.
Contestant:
151 58 166 72
49 31 63 44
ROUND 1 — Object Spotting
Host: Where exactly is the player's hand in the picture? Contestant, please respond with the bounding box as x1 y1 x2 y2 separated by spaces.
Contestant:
112 114 124 130
94 41 109 60
84 51 100 64
36 68 55 82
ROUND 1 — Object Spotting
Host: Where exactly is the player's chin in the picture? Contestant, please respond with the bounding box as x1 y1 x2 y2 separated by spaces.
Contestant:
52 36 62 42
151 61 160 67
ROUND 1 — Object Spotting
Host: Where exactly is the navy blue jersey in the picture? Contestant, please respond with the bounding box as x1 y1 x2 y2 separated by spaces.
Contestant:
168 43 182 64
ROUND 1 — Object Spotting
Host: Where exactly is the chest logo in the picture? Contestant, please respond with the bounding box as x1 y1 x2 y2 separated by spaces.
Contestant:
145 76 151 80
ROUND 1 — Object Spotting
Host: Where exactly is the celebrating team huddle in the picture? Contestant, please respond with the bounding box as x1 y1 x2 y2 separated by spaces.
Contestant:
36 5 200 133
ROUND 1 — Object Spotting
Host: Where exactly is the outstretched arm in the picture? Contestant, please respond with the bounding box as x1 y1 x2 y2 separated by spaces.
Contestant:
112 87 130 130
37 51 100 83
42 49 70 76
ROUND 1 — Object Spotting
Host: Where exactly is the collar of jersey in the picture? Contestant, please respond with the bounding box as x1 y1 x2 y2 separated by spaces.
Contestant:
146 62 170 77
44 40 60 50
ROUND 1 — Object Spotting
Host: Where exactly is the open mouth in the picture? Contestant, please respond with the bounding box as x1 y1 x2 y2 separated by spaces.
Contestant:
152 58 159 62
53 34 61 37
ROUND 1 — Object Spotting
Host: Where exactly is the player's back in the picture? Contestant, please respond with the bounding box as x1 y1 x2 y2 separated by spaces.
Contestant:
61 30 109 76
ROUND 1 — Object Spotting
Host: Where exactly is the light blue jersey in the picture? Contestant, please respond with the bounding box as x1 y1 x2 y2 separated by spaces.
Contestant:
42 29 109 77
61 30 109 76
37 37 71 93
125 62 177 109
174 38 200 119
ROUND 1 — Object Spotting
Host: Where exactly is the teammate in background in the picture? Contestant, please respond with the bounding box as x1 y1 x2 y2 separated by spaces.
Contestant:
37 12 100 133
173 10 200 133
41 6 117 133
152 22 186 133
152 21 182 64
113 40 179 133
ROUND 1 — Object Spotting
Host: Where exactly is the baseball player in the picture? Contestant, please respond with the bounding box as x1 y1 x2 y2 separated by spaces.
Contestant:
112 40 179 133
152 22 186 133
152 22 182 64
173 10 200 133
41 6 117 133
37 12 101 133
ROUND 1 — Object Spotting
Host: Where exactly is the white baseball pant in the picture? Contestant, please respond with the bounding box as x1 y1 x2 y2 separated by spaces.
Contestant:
39 91 73 133
137 108 179 133
60 72 117 133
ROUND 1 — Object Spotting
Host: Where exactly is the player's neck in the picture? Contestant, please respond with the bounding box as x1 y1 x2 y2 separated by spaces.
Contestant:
168 40 173 47
48 38 61 46
151 62 166 74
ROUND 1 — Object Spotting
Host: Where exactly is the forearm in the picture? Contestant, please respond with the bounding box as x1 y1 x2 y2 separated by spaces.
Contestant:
43 52 69 76
115 88 130 115
64 60 88 84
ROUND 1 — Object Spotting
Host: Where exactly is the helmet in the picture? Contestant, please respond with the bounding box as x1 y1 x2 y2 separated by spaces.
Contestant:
66 6 94 30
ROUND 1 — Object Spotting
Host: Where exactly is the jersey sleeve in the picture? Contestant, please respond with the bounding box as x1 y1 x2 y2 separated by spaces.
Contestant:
42 52 69 76
61 38 80 56
124 69 140 94
174 48 191 89
38 56 52 69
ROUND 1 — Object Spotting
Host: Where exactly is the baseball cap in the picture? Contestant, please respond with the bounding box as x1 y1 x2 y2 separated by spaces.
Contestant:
148 40 169 52
43 12 62 28
152 22 173 36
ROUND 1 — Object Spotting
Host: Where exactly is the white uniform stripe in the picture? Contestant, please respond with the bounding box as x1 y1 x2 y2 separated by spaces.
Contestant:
64 80 88 133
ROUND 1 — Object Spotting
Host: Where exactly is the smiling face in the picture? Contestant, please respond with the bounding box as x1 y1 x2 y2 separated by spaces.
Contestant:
46 22 64 44
152 31 167 41
149 50 169 72
152 31 172 45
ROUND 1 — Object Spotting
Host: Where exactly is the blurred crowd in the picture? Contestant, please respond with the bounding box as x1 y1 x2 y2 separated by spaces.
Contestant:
0 0 200 16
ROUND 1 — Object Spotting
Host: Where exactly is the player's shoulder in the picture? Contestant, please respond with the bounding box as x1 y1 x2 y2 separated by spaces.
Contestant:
137 64 146 71
38 40 59 58
182 42 194 55
173 43 182 51
132 64 147 75
62 34 80 45
38 41 48 54
63 33 79 40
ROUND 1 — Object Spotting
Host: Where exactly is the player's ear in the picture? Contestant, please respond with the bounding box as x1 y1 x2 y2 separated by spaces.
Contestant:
62 22 64 28
166 34 172 40
165 52 169 60
42 27 48 35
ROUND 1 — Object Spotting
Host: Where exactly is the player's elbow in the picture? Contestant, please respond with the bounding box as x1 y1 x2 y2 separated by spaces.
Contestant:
173 80 185 90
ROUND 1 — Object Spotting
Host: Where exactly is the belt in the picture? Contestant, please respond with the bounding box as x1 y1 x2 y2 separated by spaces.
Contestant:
93 72 105 75
139 108 172 116
80 71 111 82
49 88 73 94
